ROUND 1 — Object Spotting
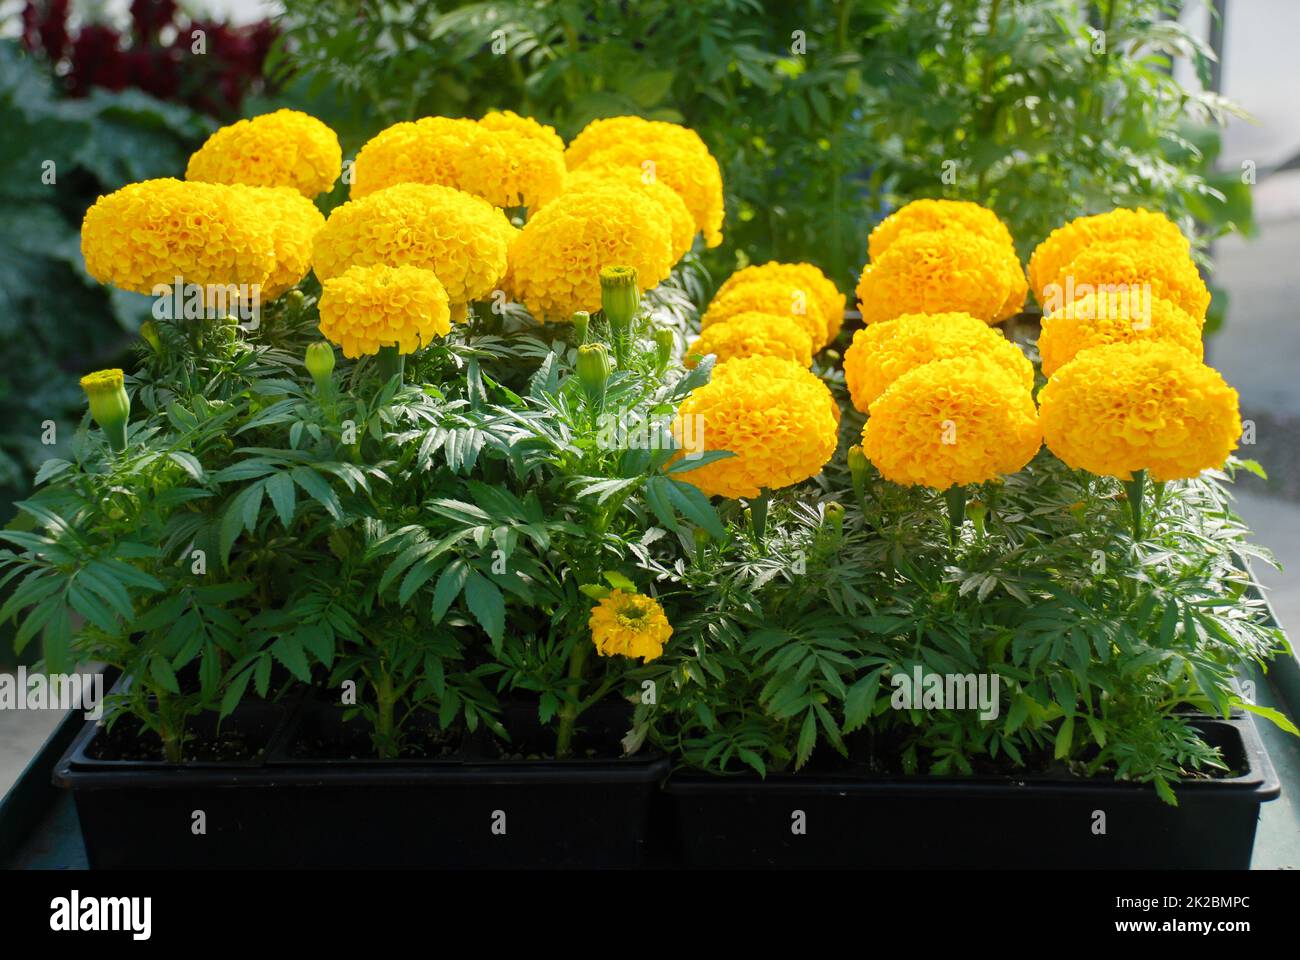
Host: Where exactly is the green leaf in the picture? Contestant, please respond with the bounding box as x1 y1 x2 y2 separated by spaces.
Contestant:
150 656 182 695
1239 702 1299 736
431 559 469 623
1053 716 1074 760
264 472 296 529
464 570 505 646
271 634 312 682
665 478 727 540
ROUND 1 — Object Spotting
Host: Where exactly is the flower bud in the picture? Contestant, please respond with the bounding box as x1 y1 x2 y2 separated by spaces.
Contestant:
285 290 306 312
576 342 612 409
305 340 336 392
824 501 845 533
139 320 162 354
80 368 130 453
571 310 591 345
600 265 640 334
653 326 675 369
847 444 869 501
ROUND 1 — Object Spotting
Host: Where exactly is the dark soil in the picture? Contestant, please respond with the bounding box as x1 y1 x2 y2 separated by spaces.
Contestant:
87 717 267 763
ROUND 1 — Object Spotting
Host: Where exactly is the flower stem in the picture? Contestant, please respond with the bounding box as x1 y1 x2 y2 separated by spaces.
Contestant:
945 486 968 545
377 345 404 387
1124 469 1147 541
555 639 591 758
750 487 772 545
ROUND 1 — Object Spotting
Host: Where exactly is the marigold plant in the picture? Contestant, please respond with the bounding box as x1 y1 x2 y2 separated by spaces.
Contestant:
317 264 451 358
1038 291 1204 376
701 280 830 351
1037 239 1210 321
505 183 675 320
566 115 725 248
185 108 342 199
863 357 1041 489
589 590 673 662
856 229 1024 326
715 262 847 346
1038 341 1240 481
673 355 838 499
312 183 510 309
81 178 275 293
1028 208 1191 303
686 311 814 369
843 312 1033 412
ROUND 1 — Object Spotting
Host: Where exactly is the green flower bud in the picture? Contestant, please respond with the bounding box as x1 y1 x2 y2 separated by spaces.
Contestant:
824 500 845 529
80 368 130 453
572 310 591 345
848 444 869 502
285 290 306 312
576 342 612 409
139 320 162 354
305 340 336 392
653 326 675 369
599 265 640 334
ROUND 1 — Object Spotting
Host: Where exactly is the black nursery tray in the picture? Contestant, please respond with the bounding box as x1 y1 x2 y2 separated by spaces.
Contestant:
45 692 669 870
663 715 1280 870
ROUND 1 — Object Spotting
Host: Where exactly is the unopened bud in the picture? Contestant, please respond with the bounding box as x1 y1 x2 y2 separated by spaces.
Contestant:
572 310 591 344
80 368 131 453
305 341 336 392
600 265 640 333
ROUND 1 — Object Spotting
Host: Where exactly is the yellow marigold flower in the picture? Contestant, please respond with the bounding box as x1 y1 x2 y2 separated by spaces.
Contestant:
226 185 325 299
715 262 847 346
855 229 1022 326
843 312 1033 412
185 109 341 199
673 355 838 499
868 199 1017 261
479 109 565 154
702 280 830 351
457 125 565 210
1027 208 1190 303
566 116 725 248
505 183 674 321
317 264 451 358
81 178 274 294
863 357 1042 490
312 183 509 307
559 167 695 261
686 311 814 369
589 589 673 662
350 116 480 199
1038 341 1240 482
1037 239 1210 322
1038 291 1204 377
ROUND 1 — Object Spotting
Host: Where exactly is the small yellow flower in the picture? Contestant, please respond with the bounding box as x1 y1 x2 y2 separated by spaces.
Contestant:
559 167 695 260
185 109 342 198
1036 239 1210 322
479 110 566 153
226 185 325 299
566 116 725 248
1038 340 1240 482
686 311 814 368
317 264 451 358
868 199 1017 262
1038 291 1204 376
589 590 673 662
702 279 830 351
714 262 847 347
843 311 1033 412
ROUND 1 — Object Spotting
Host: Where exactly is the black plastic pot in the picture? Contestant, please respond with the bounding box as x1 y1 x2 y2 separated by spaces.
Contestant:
663 715 1280 869
53 694 669 869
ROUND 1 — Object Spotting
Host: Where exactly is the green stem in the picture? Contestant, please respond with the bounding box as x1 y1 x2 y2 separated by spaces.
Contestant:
946 486 968 545
1124 469 1147 541
377 345 404 387
750 487 772 545
375 669 397 759
157 693 183 762
555 639 591 758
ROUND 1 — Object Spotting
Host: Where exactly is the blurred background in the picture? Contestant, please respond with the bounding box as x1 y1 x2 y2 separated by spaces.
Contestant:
1 1 1298 811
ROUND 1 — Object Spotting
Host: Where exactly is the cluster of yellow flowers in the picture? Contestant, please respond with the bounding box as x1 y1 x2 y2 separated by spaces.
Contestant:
673 355 839 499
856 199 1025 325
686 311 813 369
588 589 673 662
318 264 451 359
564 116 725 248
351 112 566 210
696 261 844 365
1029 208 1236 481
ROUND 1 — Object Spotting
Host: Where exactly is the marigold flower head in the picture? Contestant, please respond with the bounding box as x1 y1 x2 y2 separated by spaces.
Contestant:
559 167 695 260
350 117 480 199
317 264 451 358
843 312 1033 412
673 355 838 499
566 116 725 248
716 262 847 346
312 183 509 306
81 178 275 294
457 125 565 209
1028 208 1191 303
686 311 814 369
185 109 341 199
479 110 566 153
863 357 1041 490
702 280 830 351
226 185 325 299
1038 341 1239 482
868 199 1017 261
589 589 673 662
504 183 674 321
1038 291 1204 376
856 229 1024 326
1037 239 1210 322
